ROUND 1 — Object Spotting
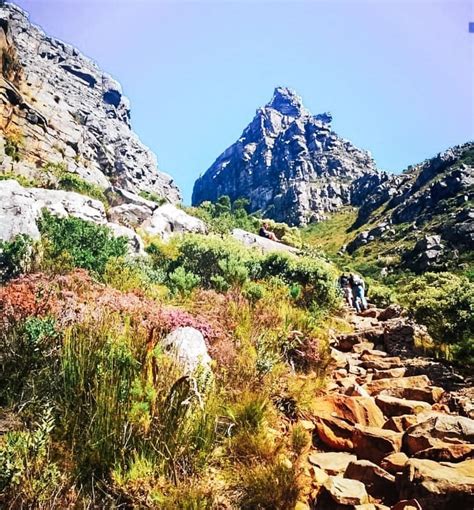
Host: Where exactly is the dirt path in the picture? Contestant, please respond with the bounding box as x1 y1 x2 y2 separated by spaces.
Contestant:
300 306 474 509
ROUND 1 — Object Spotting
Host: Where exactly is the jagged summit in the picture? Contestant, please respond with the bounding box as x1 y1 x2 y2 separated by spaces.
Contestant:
193 87 380 225
267 86 307 117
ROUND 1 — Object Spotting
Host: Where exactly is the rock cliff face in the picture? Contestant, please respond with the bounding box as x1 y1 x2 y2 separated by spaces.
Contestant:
0 2 180 201
347 143 474 269
192 87 381 225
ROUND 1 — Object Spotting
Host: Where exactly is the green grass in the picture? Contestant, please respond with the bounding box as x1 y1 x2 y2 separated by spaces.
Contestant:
301 208 358 255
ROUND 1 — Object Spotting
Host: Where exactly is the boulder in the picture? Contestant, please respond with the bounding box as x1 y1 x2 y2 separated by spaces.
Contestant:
308 452 357 475
353 425 402 464
313 415 355 451
360 355 402 371
363 375 431 397
383 386 445 404
162 327 211 374
372 368 407 381
403 414 474 456
403 413 474 460
396 458 474 509
107 203 153 227
142 204 207 240
378 305 403 322
383 415 420 433
381 452 409 475
414 443 474 462
310 395 385 429
345 459 397 502
391 500 422 510
375 395 431 417
323 476 369 506
231 228 299 254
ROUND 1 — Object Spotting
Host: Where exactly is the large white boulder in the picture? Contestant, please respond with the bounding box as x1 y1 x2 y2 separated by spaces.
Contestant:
162 327 212 374
0 179 143 253
142 204 207 240
232 228 299 254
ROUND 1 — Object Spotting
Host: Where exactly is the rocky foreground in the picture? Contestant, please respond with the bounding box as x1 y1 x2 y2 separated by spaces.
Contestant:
298 306 474 510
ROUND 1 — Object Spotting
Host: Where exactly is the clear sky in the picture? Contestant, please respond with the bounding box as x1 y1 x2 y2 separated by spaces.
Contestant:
16 0 474 203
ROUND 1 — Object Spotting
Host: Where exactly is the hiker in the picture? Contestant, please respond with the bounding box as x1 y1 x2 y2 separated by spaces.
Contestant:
338 272 353 308
259 222 278 242
350 273 367 313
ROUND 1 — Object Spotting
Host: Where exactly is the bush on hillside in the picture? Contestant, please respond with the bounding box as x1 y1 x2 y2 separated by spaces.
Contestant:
260 252 337 308
399 272 474 362
172 234 261 290
0 234 34 282
38 211 128 275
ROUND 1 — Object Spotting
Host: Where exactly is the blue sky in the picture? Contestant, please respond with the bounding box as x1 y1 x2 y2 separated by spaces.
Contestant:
17 0 474 203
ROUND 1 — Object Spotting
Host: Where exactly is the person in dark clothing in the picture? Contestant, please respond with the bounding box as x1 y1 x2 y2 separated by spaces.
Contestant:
339 272 354 308
259 222 278 241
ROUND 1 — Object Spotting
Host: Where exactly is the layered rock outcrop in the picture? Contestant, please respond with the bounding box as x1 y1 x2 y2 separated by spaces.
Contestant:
0 2 180 201
347 143 474 266
192 87 381 225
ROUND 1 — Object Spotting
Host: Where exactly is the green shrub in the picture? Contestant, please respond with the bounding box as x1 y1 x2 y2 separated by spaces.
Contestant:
0 233 34 282
0 316 60 407
260 252 338 308
366 279 396 308
38 211 128 275
139 190 166 206
42 162 107 202
0 406 62 503
399 272 474 362
173 234 260 290
168 266 201 296
4 133 23 162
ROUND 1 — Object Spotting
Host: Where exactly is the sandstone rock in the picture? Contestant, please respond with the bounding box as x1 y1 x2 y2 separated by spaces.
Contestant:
378 305 403 322
308 452 356 475
323 476 369 506
345 459 397 502
107 203 153 228
313 416 355 451
375 395 431 417
381 452 409 475
0 179 144 252
142 204 207 240
0 3 180 202
383 386 445 404
391 500 422 510
372 368 407 381
396 458 474 509
192 87 380 226
403 414 474 456
414 443 474 462
231 228 299 254
310 395 385 429
383 415 420 433
353 425 402 464
352 342 375 354
360 354 402 371
363 375 431 396
162 327 211 374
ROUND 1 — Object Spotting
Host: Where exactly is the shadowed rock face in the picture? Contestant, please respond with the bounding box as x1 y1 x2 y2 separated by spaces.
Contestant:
0 2 180 202
192 87 381 225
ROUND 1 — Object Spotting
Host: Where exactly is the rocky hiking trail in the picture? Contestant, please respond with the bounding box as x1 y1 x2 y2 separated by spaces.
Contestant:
299 305 474 510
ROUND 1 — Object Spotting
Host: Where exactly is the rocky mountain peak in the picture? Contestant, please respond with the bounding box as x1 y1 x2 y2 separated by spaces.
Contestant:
267 86 306 117
193 87 380 225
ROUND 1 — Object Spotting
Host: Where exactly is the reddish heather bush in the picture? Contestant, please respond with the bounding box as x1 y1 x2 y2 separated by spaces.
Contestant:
0 271 221 344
